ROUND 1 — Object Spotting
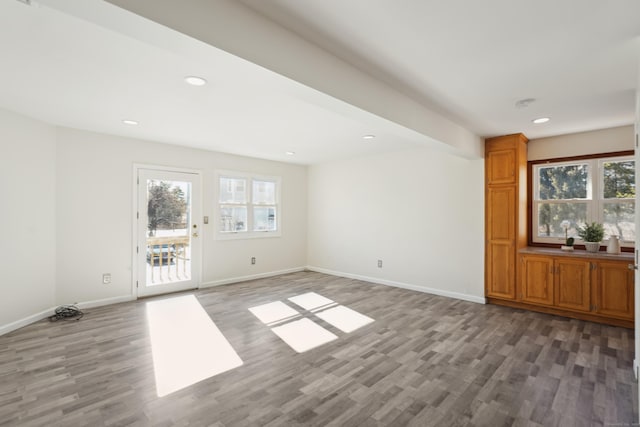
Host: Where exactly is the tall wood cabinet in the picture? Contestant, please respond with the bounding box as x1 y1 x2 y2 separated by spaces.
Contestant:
485 133 528 301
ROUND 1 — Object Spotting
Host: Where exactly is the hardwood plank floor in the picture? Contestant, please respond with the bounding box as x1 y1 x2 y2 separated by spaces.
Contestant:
0 271 636 426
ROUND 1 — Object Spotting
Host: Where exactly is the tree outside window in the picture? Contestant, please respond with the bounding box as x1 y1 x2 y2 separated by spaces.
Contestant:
147 180 187 237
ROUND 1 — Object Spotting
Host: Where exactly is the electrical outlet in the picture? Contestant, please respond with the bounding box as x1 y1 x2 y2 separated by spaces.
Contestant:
251 257 256 265
377 260 383 268
102 273 111 284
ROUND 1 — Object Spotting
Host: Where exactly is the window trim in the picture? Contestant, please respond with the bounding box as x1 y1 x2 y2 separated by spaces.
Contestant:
527 150 634 251
214 170 281 240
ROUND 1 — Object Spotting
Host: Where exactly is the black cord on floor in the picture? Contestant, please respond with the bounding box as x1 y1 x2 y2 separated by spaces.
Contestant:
49 305 84 322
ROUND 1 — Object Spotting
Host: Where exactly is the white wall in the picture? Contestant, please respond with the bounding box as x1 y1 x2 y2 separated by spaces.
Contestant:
0 109 56 330
55 127 307 305
307 147 485 302
528 125 634 160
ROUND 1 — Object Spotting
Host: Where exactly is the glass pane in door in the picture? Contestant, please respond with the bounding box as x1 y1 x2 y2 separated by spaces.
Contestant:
146 179 192 286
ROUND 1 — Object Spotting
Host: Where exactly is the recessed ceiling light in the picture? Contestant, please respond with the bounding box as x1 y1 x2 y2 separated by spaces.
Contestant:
362 135 375 140
184 76 207 86
285 151 296 156
122 119 139 125
532 117 550 124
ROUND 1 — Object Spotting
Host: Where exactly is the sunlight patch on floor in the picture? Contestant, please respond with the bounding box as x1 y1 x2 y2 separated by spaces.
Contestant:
146 294 243 397
271 318 338 353
248 301 300 325
288 292 335 311
315 305 374 333
249 292 374 353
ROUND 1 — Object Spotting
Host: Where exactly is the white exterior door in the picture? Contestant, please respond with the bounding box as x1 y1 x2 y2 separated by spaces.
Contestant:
135 167 202 297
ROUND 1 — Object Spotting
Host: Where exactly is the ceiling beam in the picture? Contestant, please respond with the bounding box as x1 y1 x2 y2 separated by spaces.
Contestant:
100 0 482 159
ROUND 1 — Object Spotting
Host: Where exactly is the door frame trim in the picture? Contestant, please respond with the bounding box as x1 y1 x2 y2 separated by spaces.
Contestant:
132 163 203 299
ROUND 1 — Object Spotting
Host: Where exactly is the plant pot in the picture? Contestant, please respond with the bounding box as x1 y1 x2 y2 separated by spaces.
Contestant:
584 241 600 253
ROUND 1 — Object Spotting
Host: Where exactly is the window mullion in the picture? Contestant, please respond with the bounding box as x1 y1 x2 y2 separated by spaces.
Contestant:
589 159 599 224
248 180 254 233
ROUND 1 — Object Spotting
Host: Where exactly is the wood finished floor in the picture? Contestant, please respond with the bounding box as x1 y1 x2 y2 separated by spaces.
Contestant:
0 271 637 426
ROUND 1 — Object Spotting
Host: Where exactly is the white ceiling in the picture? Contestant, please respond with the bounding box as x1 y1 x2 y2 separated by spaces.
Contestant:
238 0 640 139
1 0 639 165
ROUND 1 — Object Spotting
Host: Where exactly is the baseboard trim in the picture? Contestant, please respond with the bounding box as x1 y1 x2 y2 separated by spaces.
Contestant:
306 266 486 304
74 295 136 310
0 308 55 337
200 267 306 288
0 295 136 337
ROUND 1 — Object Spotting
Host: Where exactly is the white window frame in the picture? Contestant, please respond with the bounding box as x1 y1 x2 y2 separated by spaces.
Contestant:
532 155 634 247
214 170 281 240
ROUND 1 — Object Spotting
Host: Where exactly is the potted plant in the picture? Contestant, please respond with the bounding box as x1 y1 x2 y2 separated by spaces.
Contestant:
577 222 605 253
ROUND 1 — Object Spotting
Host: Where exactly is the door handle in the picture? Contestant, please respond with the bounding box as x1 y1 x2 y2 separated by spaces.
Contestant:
629 264 637 271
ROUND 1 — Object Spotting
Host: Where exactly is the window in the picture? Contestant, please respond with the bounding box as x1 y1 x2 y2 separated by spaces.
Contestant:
252 179 277 232
216 171 280 239
602 158 635 242
532 154 635 246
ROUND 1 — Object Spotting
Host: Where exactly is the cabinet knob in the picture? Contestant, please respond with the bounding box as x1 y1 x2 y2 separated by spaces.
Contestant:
629 264 637 271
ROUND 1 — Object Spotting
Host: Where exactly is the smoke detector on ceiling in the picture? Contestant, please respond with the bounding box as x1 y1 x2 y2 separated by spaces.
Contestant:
515 98 536 109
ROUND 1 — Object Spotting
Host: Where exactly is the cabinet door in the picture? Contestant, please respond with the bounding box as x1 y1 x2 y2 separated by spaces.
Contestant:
594 262 634 320
486 186 515 241
487 242 515 299
487 149 516 185
554 259 590 312
486 186 516 300
520 255 553 305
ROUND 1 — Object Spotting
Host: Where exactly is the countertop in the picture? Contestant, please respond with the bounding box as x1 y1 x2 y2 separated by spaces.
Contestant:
519 246 634 261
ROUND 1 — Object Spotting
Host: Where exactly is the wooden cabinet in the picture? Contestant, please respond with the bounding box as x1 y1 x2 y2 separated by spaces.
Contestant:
486 186 515 241
486 185 516 299
486 148 516 185
484 134 528 301
484 132 634 328
554 258 591 312
520 255 553 305
487 242 516 299
593 261 634 320
515 251 634 328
